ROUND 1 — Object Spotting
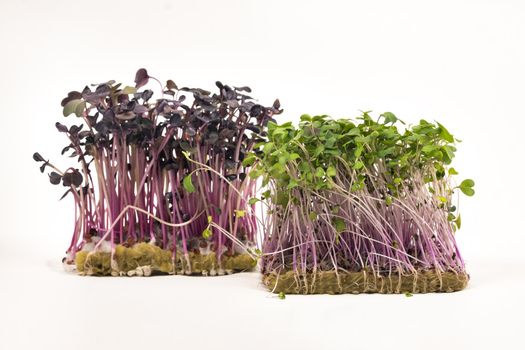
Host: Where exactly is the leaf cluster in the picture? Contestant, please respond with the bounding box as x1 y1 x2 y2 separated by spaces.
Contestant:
35 68 282 198
254 112 474 205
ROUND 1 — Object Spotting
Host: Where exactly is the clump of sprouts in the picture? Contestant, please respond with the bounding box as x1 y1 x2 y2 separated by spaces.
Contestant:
254 112 474 293
34 69 282 276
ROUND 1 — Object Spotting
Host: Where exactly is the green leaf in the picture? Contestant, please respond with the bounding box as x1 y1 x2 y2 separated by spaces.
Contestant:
448 167 459 175
404 291 413 297
437 196 448 203
248 166 263 179
422 145 438 154
202 227 212 239
352 161 364 170
346 128 361 136
455 214 462 230
385 196 393 206
381 112 397 124
300 114 312 122
437 122 454 143
289 153 301 161
460 179 475 188
460 187 475 196
378 146 396 158
287 179 299 189
314 144 325 157
315 167 325 178
326 166 336 177
248 197 259 205
442 145 456 163
308 212 318 221
182 174 195 193
333 218 346 233
235 209 245 218
278 291 286 299
63 99 82 117
74 101 86 117
207 215 212 224
354 146 363 158
458 178 475 196
122 86 137 94
278 153 289 164
242 155 256 167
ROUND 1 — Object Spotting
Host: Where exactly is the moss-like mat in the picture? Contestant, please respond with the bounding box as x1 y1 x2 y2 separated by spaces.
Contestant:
75 243 256 276
263 269 469 294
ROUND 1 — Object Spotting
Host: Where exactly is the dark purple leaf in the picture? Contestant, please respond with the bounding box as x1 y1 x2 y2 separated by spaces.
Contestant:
225 100 239 108
250 105 263 118
134 68 149 89
61 91 82 107
49 172 62 185
69 124 83 134
71 170 83 187
116 112 136 120
184 127 196 137
121 100 136 112
224 159 237 169
246 124 261 134
163 160 179 171
33 152 45 162
134 105 148 114
142 89 153 101
206 132 219 144
95 84 111 97
78 130 92 139
234 86 252 93
55 122 68 133
169 114 182 127
62 170 83 187
166 80 178 90
226 174 238 181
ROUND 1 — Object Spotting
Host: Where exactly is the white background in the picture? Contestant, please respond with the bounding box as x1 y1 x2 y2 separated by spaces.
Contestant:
1 0 524 349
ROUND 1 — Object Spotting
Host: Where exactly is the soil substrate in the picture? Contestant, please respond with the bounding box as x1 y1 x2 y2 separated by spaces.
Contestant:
263 269 469 294
75 243 256 276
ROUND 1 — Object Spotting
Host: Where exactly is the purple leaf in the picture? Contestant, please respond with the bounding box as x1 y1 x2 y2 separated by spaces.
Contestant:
134 68 149 89
33 152 45 162
55 122 68 133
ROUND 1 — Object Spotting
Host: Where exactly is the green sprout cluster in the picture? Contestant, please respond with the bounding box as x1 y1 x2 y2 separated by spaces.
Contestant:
253 112 473 230
256 112 474 291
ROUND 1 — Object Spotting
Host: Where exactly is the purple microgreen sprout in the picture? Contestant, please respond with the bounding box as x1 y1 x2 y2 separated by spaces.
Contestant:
34 69 282 274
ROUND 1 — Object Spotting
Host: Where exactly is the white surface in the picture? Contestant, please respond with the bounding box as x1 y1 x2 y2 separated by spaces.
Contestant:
2 253 524 350
1 1 525 349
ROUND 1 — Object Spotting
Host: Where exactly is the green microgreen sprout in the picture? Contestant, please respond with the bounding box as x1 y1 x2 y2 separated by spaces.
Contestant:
256 112 474 294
